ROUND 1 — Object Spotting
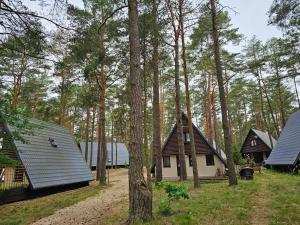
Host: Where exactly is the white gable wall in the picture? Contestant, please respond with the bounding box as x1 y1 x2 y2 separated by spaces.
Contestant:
162 154 225 181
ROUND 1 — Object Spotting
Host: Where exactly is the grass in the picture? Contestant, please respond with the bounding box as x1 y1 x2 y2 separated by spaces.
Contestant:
0 181 104 225
0 170 299 225
104 170 300 225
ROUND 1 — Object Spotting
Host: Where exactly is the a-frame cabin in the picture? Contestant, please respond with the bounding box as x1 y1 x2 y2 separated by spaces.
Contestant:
240 128 276 164
160 113 226 180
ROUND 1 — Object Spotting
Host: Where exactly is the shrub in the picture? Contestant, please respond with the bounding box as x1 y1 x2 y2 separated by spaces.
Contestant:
156 181 189 215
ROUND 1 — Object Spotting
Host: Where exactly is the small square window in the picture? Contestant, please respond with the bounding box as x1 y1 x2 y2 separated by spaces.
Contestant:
163 156 171 168
206 154 215 166
184 132 190 143
188 155 193 167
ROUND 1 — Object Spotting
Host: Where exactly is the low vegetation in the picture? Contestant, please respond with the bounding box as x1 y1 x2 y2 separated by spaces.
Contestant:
0 170 299 225
156 181 190 215
107 170 300 225
0 182 104 225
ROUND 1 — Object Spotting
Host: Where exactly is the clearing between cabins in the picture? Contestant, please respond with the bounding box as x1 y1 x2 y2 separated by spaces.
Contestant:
31 169 128 225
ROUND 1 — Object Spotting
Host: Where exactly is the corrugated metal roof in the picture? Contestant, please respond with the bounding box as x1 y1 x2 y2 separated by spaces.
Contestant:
266 111 300 166
6 119 94 190
79 142 129 167
251 128 277 149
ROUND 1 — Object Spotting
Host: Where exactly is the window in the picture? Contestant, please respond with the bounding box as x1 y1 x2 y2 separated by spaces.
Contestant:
14 166 25 182
250 139 257 147
163 156 171 168
0 137 3 150
188 155 193 167
184 132 190 143
206 154 215 166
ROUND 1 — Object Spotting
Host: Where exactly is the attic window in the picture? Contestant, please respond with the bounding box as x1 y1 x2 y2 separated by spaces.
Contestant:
0 137 3 150
49 138 58 148
250 139 257 147
184 132 190 143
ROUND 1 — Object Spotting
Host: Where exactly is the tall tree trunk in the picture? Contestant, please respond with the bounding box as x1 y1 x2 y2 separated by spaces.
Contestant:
293 76 300 109
275 60 286 128
128 0 152 223
98 62 107 185
166 0 187 181
152 0 162 183
90 106 96 168
206 69 214 145
97 26 107 185
160 86 165 141
209 0 237 186
179 0 199 188
259 72 280 137
142 39 152 187
257 78 274 148
59 71 67 126
212 89 220 149
85 106 91 162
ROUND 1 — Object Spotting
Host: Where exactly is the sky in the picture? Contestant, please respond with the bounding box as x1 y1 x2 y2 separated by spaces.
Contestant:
69 0 282 52
219 0 282 52
24 0 282 46
220 0 281 41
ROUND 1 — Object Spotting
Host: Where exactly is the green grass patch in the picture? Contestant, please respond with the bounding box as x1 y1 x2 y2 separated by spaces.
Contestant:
106 170 300 225
0 182 104 225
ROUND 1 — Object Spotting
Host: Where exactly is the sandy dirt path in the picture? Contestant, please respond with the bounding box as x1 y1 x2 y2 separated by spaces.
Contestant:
31 169 128 225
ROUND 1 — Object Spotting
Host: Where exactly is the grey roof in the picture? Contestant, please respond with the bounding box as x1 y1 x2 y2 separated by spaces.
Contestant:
266 111 300 166
251 128 277 149
6 119 94 190
79 142 129 167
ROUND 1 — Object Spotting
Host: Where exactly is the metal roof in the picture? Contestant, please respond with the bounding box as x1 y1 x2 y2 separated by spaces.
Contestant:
266 111 300 166
79 142 129 167
6 119 94 190
251 128 277 149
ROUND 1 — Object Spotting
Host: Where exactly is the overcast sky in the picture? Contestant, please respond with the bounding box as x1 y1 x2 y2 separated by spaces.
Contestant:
69 0 282 51
220 0 281 41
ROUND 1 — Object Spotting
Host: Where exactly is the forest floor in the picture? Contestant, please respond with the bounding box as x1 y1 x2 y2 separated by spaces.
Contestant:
1 169 299 225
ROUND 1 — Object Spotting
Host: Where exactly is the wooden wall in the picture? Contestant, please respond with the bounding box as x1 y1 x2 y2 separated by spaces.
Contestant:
241 130 271 154
162 115 213 156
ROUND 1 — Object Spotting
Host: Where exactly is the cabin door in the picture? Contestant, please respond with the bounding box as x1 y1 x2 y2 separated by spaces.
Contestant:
176 155 180 177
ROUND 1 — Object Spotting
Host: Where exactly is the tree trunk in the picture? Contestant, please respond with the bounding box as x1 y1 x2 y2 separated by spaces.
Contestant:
206 69 214 145
85 106 91 162
166 0 187 181
209 0 237 186
212 89 220 149
179 0 199 188
275 60 286 128
257 77 274 148
152 0 162 183
142 39 152 187
128 0 152 223
259 72 280 137
293 76 300 109
59 71 67 126
90 106 96 168
98 62 107 185
160 86 165 141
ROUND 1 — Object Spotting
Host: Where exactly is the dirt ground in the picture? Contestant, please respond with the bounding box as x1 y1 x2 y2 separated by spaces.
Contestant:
31 169 129 225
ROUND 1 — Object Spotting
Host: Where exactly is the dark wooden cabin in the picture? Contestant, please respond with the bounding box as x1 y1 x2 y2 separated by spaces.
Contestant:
240 128 277 164
159 113 226 180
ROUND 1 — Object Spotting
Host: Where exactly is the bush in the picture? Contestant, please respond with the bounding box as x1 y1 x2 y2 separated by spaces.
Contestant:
156 181 189 215
158 199 171 215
